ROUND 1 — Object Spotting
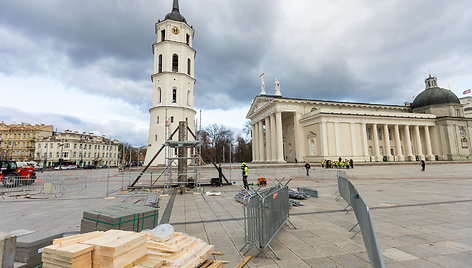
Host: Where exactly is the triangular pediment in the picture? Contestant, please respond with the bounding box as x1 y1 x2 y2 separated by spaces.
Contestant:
246 96 275 118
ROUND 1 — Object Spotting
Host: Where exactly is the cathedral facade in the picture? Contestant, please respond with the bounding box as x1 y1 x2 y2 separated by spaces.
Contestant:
247 75 472 163
144 0 196 166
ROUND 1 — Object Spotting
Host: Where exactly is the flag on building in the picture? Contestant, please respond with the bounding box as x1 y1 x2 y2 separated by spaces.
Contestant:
464 88 471 95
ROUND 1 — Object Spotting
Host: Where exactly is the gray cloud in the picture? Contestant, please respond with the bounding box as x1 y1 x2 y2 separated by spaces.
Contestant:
0 106 147 146
1 0 472 143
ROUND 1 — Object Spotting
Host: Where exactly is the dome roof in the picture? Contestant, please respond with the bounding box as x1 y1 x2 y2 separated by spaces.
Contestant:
165 11 186 23
412 87 460 109
164 0 187 23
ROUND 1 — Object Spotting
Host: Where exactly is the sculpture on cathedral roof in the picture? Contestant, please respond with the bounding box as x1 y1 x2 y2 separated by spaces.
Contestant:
275 78 281 96
260 72 266 95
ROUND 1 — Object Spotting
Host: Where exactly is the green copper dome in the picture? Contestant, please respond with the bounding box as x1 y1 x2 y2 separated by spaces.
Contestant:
411 75 460 109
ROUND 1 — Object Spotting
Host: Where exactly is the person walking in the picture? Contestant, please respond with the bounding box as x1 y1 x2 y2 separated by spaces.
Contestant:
350 159 354 169
305 162 311 176
241 162 249 190
421 160 425 172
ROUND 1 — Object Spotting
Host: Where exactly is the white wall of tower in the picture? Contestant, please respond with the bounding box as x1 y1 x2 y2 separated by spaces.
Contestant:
145 19 197 166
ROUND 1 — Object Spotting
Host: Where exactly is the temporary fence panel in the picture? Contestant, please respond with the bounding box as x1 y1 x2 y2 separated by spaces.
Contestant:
337 172 385 268
337 171 350 205
347 183 385 268
240 184 291 259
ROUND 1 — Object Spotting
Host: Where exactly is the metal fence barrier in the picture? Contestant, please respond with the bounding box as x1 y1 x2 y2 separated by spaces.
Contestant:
337 171 385 268
240 180 293 259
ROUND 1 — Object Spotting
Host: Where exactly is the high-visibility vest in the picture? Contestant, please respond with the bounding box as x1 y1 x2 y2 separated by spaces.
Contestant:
242 166 248 176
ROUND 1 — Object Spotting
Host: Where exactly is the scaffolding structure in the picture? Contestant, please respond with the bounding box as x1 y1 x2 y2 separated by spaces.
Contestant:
129 120 201 193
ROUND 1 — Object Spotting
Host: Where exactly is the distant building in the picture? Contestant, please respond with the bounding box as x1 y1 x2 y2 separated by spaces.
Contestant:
0 123 53 161
247 75 472 163
34 130 120 167
460 96 472 118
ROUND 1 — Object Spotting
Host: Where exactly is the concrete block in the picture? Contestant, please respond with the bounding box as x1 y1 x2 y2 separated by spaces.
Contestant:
14 231 62 265
1 232 16 268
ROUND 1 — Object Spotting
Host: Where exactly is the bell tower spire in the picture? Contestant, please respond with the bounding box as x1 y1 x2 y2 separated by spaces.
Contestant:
172 0 180 13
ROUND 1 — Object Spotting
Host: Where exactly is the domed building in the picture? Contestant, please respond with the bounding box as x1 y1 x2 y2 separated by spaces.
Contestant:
247 75 472 163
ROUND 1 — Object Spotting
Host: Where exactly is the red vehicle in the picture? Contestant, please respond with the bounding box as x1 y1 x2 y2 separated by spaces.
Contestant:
0 160 36 187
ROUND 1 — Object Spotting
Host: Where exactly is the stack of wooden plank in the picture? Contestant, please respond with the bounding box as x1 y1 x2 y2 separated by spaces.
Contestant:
145 232 214 267
42 230 218 268
81 203 159 233
81 230 147 268
42 232 104 268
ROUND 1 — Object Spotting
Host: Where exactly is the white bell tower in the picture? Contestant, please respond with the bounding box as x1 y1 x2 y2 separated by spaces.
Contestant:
144 0 196 166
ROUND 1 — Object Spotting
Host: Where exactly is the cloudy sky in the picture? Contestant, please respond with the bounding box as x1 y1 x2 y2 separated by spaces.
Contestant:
1 0 471 146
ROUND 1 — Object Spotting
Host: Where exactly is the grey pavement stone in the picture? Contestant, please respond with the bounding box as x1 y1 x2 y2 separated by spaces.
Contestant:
382 248 418 262
304 256 343 267
2 164 472 267
330 254 370 268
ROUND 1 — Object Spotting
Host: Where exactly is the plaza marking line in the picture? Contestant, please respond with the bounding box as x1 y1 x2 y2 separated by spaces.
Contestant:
166 198 472 226
160 188 177 224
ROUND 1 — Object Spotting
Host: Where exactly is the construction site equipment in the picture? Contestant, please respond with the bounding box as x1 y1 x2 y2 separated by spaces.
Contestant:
337 171 385 268
289 199 304 207
130 121 203 193
42 229 217 268
0 160 36 187
288 188 308 199
80 203 158 233
297 187 318 198
257 178 267 186
240 180 293 259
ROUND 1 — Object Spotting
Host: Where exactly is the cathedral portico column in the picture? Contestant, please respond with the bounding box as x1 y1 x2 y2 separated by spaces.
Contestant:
361 123 369 159
334 122 341 157
383 124 393 161
394 124 404 161
253 121 260 162
258 120 265 162
275 112 285 162
350 122 356 156
265 116 272 161
372 124 381 161
404 125 414 161
424 125 434 160
320 121 328 157
270 114 276 161
251 123 256 162
414 125 424 160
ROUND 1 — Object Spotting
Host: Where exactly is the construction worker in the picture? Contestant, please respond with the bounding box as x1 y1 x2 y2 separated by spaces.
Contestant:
241 162 249 190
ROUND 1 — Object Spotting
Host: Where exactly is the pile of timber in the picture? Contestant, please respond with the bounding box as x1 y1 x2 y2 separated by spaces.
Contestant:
145 232 214 267
41 229 218 268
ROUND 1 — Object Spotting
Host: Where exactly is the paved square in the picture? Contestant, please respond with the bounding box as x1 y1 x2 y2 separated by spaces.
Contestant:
1 163 472 267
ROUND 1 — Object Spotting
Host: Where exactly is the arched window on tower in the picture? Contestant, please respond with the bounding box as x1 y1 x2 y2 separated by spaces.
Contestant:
172 89 177 103
161 30 165 42
157 87 161 103
172 54 178 72
186 34 190 45
187 90 191 106
187 58 191 75
158 55 163 73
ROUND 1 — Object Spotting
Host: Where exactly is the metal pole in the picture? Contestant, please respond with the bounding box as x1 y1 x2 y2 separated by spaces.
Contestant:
230 144 232 183
128 145 132 186
106 139 110 198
